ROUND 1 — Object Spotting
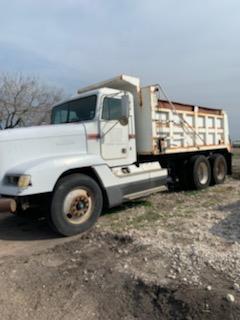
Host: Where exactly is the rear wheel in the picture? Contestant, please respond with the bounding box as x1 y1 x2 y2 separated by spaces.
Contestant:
211 154 227 185
190 155 211 190
50 174 103 236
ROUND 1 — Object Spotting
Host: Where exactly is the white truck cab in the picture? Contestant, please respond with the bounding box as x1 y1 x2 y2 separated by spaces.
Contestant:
0 75 168 236
0 75 231 236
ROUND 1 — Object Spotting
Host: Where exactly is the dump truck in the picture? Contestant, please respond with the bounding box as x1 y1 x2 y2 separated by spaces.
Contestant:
0 75 232 236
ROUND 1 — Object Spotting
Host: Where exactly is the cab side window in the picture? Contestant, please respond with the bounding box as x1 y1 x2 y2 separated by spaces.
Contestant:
52 103 68 124
102 97 122 121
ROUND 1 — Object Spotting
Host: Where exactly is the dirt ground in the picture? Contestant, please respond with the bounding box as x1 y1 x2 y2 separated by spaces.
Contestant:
1 150 240 319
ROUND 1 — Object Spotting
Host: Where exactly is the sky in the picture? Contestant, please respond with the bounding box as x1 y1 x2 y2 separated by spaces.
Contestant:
0 0 239 138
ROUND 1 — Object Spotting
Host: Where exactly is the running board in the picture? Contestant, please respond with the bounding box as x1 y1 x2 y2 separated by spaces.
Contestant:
123 185 165 201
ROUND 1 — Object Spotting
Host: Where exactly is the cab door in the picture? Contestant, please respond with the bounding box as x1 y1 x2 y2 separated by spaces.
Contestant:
100 95 129 161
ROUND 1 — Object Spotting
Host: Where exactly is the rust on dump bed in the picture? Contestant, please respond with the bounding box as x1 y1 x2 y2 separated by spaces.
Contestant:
158 100 223 115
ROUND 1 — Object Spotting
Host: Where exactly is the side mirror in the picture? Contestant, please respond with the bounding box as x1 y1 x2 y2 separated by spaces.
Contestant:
121 94 130 118
119 94 130 126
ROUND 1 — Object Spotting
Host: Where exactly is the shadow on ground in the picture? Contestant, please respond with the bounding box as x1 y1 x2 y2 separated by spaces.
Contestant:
0 199 149 242
0 213 58 241
102 199 151 216
210 201 240 242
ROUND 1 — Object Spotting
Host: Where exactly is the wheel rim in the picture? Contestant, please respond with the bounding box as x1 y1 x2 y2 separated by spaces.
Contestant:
197 162 209 185
216 159 225 180
63 188 93 225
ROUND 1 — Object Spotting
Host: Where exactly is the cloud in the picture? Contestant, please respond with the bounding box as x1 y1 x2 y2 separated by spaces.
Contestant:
0 0 239 137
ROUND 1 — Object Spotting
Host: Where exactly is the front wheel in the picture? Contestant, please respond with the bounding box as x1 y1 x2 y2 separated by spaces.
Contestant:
50 174 103 236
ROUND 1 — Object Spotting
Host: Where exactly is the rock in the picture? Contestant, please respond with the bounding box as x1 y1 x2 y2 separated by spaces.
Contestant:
226 293 235 303
176 267 181 273
206 285 212 291
204 213 211 219
204 303 210 311
197 234 204 241
233 283 240 291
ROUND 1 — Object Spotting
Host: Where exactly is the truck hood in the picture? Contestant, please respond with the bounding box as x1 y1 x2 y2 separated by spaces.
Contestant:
0 124 87 180
0 124 86 142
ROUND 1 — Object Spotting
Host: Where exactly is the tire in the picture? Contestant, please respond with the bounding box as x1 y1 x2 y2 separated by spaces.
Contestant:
50 174 103 236
190 155 211 190
211 154 227 185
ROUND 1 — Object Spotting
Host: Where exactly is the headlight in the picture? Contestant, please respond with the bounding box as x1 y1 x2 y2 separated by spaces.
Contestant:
18 175 31 188
6 175 31 188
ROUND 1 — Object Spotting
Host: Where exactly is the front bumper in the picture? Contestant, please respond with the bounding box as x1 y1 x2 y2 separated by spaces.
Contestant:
0 198 17 213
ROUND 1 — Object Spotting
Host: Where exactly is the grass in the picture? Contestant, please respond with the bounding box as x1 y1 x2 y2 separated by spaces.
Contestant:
103 199 152 217
185 189 207 196
104 201 196 232
126 209 161 229
101 176 238 232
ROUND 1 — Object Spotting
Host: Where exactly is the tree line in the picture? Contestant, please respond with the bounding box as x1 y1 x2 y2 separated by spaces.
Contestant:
0 74 65 129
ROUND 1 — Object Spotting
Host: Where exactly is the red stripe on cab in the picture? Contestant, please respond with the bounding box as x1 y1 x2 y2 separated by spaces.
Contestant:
129 134 136 139
87 133 100 140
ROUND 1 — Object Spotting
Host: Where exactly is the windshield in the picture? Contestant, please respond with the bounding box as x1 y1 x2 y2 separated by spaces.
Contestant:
51 95 97 124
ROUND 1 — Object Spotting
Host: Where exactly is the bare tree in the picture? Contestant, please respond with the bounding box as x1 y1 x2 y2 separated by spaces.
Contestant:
0 74 65 129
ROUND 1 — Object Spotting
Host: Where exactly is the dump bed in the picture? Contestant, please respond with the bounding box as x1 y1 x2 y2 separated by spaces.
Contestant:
135 86 230 155
76 74 231 156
